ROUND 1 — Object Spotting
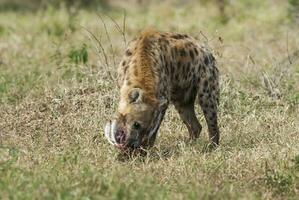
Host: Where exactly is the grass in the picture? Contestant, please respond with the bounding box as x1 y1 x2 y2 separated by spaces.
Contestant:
0 1 299 199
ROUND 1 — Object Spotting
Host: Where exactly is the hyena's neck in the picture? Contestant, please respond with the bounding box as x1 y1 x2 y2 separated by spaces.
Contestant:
121 32 161 106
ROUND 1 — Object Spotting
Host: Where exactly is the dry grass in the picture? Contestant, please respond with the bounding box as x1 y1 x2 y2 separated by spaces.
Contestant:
0 1 299 199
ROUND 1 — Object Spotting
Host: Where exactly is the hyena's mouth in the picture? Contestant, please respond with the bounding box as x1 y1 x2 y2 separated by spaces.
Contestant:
115 129 127 148
104 109 167 150
104 120 127 149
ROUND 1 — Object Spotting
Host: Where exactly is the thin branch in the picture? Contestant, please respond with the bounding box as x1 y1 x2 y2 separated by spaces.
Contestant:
102 11 127 47
81 26 115 81
286 31 292 65
96 14 117 69
122 9 127 46
199 30 209 42
279 49 299 67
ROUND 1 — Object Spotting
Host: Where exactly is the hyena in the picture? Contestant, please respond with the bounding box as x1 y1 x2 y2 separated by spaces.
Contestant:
105 29 220 150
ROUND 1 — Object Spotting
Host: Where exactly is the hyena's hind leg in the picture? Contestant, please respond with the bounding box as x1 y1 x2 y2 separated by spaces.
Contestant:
198 70 220 146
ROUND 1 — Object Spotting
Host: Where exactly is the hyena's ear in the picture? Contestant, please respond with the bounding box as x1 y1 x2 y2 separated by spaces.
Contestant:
128 88 143 103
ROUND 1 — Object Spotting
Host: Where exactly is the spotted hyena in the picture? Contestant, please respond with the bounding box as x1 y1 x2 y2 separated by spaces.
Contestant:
104 29 220 150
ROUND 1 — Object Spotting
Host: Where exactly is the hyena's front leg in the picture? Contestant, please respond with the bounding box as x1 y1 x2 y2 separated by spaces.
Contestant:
174 103 202 139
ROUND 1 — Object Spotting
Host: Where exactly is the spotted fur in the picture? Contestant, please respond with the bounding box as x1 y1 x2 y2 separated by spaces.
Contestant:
116 29 220 147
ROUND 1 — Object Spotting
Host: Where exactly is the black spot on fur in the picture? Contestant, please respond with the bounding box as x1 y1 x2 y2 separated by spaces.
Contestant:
211 85 216 91
207 93 212 99
171 34 187 39
204 54 215 65
211 111 217 118
186 42 192 47
180 49 187 57
164 55 167 63
209 115 215 121
125 49 132 56
122 61 126 66
203 103 209 108
169 63 173 75
194 48 198 55
159 45 164 52
160 54 164 63
134 69 139 77
212 69 217 77
203 87 209 94
182 64 186 74
124 65 128 74
204 56 210 65
165 65 169 74
204 80 208 87
199 99 204 105
177 61 182 68
186 62 190 69
210 104 216 109
189 50 194 60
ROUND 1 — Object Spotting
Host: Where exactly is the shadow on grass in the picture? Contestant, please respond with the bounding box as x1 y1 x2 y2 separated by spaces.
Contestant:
115 138 217 162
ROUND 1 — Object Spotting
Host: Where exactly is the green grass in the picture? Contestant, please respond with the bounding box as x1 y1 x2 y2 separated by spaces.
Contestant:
68 44 88 64
0 1 299 199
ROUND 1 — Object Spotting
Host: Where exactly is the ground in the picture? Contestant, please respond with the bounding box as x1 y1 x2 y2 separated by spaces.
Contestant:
0 1 299 199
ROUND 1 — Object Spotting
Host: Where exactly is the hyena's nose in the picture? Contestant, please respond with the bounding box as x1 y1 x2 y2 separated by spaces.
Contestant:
115 129 126 144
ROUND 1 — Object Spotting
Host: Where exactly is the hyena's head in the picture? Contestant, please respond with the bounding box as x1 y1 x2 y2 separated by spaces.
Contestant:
105 87 167 150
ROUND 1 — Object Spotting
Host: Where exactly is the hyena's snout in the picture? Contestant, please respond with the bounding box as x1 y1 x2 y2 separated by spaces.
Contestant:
104 120 127 149
115 129 126 145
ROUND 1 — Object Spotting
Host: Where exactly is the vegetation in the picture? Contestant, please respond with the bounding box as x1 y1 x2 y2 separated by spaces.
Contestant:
0 0 298 199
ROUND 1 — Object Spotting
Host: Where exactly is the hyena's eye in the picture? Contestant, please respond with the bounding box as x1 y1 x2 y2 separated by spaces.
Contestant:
132 121 141 130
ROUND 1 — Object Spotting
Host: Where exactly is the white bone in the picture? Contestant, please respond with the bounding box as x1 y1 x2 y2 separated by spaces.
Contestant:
104 121 115 145
110 120 117 144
